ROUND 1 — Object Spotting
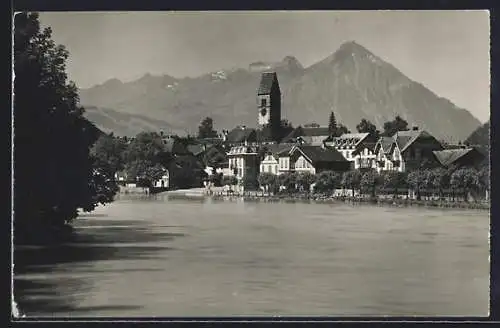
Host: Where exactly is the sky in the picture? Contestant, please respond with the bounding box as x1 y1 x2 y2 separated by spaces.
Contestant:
37 10 490 123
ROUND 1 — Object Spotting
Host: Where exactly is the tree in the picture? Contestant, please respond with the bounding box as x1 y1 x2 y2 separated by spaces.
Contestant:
14 12 115 243
90 133 127 174
381 171 407 199
336 124 351 136
313 171 339 194
430 167 450 200
296 172 316 193
407 170 425 200
360 170 382 198
258 172 278 194
450 167 480 202
122 132 169 187
356 118 380 139
382 115 409 137
341 170 362 197
478 164 490 200
198 117 218 139
328 112 337 136
278 172 298 193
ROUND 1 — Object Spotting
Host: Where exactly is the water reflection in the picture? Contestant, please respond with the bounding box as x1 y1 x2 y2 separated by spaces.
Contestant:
13 196 489 317
14 213 184 317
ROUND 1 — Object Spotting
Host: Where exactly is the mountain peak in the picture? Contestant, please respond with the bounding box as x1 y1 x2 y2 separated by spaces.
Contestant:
337 41 373 56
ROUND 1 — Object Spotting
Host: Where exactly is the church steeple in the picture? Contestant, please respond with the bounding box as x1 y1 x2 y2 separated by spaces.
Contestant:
257 72 281 142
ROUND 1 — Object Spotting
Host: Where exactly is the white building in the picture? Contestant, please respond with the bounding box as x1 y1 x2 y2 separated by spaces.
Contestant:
227 145 259 182
153 170 170 188
325 133 378 170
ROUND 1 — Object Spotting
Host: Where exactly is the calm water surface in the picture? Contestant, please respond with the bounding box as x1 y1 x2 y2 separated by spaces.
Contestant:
14 194 489 317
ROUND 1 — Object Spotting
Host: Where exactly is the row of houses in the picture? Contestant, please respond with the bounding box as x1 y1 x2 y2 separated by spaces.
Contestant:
213 124 486 186
116 71 486 191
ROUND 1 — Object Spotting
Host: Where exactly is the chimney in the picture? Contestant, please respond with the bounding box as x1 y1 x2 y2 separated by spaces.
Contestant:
412 126 418 131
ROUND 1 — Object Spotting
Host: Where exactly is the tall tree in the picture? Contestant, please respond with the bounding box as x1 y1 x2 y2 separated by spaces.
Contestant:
14 12 115 243
328 111 337 135
198 117 218 139
383 115 410 137
356 118 380 139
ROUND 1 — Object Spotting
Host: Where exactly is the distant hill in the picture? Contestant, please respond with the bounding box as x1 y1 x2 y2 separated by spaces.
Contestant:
82 106 188 137
79 41 482 141
465 120 490 147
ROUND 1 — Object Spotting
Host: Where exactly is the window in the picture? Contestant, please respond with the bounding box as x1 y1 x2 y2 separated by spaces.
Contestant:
261 98 267 107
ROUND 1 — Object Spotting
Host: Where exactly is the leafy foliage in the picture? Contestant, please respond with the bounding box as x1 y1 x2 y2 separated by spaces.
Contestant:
336 124 351 135
382 115 409 137
313 171 339 193
450 167 480 201
360 170 382 197
278 172 298 192
198 117 218 139
121 132 171 187
296 172 316 192
341 170 362 195
14 12 117 242
356 118 380 139
258 172 279 192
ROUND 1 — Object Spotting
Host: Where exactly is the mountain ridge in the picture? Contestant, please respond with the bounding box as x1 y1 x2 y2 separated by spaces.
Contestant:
79 41 482 141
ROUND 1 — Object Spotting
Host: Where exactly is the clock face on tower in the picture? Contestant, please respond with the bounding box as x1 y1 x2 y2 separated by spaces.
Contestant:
260 108 267 116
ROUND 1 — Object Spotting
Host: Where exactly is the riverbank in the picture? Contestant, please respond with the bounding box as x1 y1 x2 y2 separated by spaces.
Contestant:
162 188 489 211
227 194 490 210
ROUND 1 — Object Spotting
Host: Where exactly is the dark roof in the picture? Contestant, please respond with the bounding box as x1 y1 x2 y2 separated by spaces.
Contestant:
225 127 257 144
257 72 279 95
281 126 331 143
432 148 484 167
301 127 330 136
261 143 294 158
293 145 348 163
393 130 436 152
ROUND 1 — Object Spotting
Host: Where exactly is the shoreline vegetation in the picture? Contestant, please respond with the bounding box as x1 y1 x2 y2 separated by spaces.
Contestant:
156 188 490 211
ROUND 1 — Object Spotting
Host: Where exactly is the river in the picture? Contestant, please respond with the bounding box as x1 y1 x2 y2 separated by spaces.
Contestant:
14 194 489 317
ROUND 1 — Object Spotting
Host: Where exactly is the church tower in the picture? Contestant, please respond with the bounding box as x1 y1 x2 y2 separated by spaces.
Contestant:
257 72 281 142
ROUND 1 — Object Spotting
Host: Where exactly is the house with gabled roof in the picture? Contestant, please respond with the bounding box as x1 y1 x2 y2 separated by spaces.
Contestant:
325 132 378 170
374 127 443 173
288 144 351 175
258 143 295 175
432 147 486 170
